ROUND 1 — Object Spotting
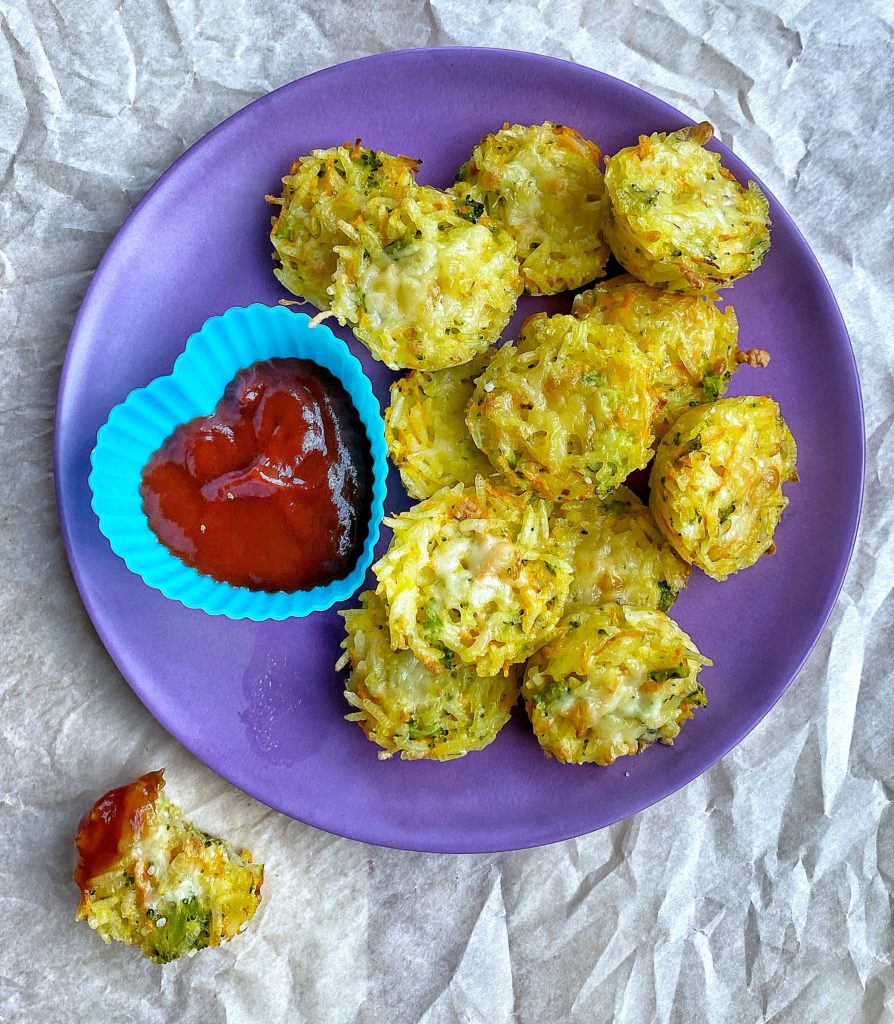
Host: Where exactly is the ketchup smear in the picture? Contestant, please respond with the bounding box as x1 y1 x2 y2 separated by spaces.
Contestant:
140 358 372 593
74 770 163 891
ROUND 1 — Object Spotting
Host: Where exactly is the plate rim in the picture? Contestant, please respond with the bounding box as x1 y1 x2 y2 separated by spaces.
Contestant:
54 46 866 853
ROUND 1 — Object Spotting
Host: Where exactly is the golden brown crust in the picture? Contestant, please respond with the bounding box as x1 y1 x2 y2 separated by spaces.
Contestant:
736 347 772 368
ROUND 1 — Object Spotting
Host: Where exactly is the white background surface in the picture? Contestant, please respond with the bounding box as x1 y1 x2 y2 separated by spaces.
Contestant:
1 2 892 1022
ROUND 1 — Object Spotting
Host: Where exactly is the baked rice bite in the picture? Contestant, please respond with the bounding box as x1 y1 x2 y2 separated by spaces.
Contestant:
384 352 495 499
557 486 690 612
572 274 741 439
602 122 770 293
373 478 571 677
269 142 419 309
452 121 610 295
74 771 263 963
330 185 522 370
466 313 656 501
338 591 519 760
649 396 798 580
523 604 710 765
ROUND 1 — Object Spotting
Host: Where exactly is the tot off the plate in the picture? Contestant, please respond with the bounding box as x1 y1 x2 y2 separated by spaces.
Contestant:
74 770 263 963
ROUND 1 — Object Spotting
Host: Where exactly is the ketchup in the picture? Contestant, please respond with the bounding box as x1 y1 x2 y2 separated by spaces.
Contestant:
73 770 163 891
140 358 372 593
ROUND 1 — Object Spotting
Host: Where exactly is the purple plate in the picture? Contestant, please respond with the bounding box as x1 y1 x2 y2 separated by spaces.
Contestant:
55 48 863 853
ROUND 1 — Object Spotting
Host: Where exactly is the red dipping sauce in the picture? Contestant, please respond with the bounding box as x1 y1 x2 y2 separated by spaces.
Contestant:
74 770 163 892
140 358 372 592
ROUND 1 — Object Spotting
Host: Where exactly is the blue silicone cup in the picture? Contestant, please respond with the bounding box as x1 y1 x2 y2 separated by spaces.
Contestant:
88 304 388 619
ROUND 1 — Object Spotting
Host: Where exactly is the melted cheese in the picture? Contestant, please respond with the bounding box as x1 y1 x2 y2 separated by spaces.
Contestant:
373 480 571 676
331 186 521 370
558 487 689 611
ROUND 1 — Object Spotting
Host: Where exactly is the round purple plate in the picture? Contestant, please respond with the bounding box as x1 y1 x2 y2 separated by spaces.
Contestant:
55 48 863 853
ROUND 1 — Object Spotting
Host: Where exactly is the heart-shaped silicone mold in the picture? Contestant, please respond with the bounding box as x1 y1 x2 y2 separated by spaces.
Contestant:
88 304 388 619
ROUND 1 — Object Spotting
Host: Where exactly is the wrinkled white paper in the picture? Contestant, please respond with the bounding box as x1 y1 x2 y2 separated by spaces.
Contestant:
1 1 891 1021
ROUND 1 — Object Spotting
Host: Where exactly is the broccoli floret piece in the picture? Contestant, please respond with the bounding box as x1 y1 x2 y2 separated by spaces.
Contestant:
150 896 213 963
702 370 730 402
718 502 736 524
455 195 485 223
359 149 383 173
657 580 677 612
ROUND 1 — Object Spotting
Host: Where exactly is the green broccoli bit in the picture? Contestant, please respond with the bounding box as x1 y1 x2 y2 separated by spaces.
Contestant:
455 161 471 183
455 196 485 223
685 684 708 708
407 717 449 741
650 665 686 683
682 434 702 455
383 236 414 258
150 896 212 964
536 682 572 709
719 502 736 524
423 604 443 633
359 150 382 173
657 580 676 612
702 371 730 403
627 183 659 206
601 497 628 514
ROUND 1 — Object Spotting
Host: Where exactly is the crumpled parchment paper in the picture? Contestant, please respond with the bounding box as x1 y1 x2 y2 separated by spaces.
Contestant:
1 2 892 1021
